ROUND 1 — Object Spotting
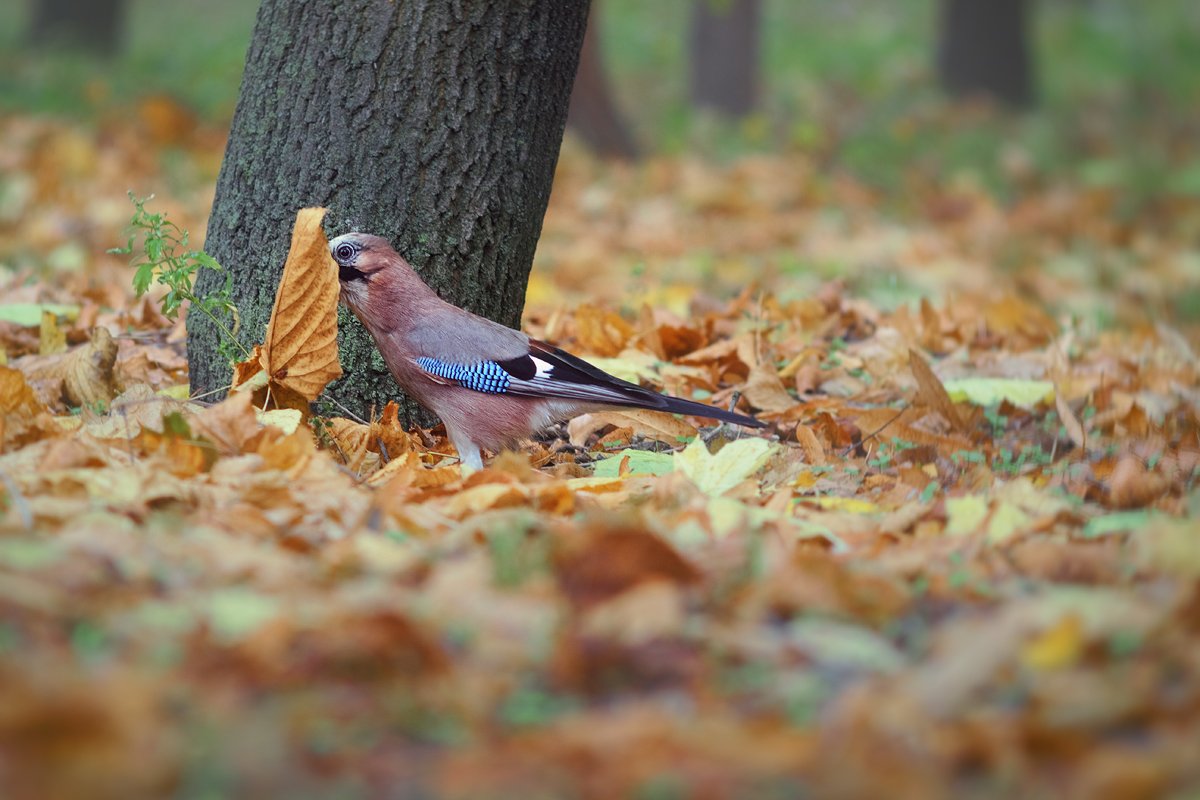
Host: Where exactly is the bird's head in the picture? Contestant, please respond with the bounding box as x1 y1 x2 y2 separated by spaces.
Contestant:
329 232 395 312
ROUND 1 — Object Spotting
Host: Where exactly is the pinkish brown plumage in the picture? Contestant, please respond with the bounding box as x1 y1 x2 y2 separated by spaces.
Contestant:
332 232 763 470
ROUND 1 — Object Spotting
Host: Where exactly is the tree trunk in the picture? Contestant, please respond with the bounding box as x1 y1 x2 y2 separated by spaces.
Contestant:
688 0 762 118
191 0 590 425
937 0 1035 108
30 0 126 55
566 5 638 159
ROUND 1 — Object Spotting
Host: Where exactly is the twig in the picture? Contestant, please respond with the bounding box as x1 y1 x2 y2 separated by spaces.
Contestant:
319 394 368 425
839 404 907 458
188 382 235 404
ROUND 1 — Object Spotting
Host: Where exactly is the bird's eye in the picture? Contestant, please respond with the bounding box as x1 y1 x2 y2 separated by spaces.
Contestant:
334 243 356 263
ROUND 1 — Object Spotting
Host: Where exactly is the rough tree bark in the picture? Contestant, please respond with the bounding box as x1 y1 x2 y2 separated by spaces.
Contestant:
688 0 762 118
937 0 1036 108
566 4 638 159
30 0 126 55
191 0 590 424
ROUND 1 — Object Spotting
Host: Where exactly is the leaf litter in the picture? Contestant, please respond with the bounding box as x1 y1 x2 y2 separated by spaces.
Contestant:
0 114 1198 797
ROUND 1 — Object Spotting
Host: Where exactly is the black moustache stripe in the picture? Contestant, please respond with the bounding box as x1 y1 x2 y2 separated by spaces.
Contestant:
339 265 367 282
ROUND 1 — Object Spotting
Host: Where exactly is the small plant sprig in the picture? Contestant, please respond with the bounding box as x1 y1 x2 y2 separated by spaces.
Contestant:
109 193 248 362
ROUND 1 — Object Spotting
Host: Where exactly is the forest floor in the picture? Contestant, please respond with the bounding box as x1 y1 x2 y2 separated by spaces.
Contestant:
1 91 1200 798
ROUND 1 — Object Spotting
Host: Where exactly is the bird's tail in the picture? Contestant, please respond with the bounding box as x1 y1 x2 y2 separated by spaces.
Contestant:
641 393 767 429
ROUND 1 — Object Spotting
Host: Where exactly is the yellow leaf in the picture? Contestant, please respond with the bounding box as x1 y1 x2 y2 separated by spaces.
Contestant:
797 496 880 514
945 495 988 536
39 310 66 355
674 436 774 496
1022 613 1084 670
256 408 302 434
586 350 661 384
259 207 343 402
158 384 192 401
987 500 1032 542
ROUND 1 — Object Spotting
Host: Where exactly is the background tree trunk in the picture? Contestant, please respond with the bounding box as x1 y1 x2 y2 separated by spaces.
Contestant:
688 0 762 118
30 0 126 55
191 0 590 424
567 5 638 159
937 0 1036 108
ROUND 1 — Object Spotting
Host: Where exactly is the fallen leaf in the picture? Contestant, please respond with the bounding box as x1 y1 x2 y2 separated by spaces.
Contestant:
14 326 118 410
742 363 797 413
945 495 988 536
943 377 1054 409
0 303 79 327
908 349 966 432
1022 613 1084 670
593 449 676 477
674 436 775 496
1054 385 1086 450
234 208 342 407
569 408 696 447
1107 456 1167 509
554 527 700 610
38 310 66 355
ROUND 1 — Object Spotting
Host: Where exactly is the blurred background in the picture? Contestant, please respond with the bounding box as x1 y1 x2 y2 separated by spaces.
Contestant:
1 0 1198 331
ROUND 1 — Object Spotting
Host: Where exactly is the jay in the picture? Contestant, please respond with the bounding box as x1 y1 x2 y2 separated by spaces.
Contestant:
331 233 764 470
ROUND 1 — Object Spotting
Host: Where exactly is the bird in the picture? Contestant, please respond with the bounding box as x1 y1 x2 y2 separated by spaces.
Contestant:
330 232 765 471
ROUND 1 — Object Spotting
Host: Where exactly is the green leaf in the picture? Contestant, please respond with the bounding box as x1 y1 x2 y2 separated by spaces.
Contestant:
0 303 80 327
0 539 64 569
788 618 907 673
943 377 1055 409
207 588 280 643
593 448 676 477
1083 510 1155 538
132 263 153 295
945 495 988 536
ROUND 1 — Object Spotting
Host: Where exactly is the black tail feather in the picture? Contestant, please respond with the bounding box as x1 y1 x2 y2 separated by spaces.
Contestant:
522 339 767 428
638 392 767 429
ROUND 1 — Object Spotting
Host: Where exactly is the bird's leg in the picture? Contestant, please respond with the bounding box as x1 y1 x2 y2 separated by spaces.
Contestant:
445 425 484 473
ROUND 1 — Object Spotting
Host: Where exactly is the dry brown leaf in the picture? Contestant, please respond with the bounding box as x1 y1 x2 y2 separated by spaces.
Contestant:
233 208 342 407
742 363 797 413
1054 386 1086 451
0 365 53 450
372 401 416 461
568 408 697 447
908 348 967 434
794 422 826 465
261 207 342 400
572 304 635 356
1107 456 1167 509
326 417 372 472
14 327 118 411
190 390 265 454
554 527 701 611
